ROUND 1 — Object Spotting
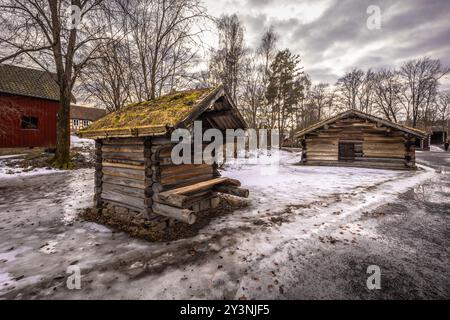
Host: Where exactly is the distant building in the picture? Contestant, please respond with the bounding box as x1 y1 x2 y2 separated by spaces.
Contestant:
70 104 106 132
0 64 63 148
0 64 106 148
295 109 426 170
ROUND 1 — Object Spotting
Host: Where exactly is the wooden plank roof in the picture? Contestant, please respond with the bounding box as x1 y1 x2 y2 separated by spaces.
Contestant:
294 109 427 139
70 105 106 121
78 85 247 139
0 64 61 101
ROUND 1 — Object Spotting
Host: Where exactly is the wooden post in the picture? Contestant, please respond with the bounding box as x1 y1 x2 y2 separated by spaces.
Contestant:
94 139 103 208
143 138 153 218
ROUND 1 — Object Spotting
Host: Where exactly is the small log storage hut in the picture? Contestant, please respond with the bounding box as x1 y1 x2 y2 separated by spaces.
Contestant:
79 85 248 227
294 110 426 170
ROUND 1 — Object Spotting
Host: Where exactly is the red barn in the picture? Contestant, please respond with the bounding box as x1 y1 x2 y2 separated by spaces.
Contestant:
0 64 65 148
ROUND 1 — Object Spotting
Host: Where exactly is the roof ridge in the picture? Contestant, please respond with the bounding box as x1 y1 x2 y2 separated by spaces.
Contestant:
295 109 426 138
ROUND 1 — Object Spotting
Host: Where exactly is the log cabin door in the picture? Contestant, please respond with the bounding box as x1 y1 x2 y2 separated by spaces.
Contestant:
338 142 355 161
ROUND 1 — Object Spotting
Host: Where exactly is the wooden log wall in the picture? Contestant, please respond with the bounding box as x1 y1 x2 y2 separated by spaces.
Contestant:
99 137 148 212
149 136 219 221
97 135 242 224
150 137 215 192
302 117 417 169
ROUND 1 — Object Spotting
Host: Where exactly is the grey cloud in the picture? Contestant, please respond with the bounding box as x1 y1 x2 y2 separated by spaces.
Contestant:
205 0 450 84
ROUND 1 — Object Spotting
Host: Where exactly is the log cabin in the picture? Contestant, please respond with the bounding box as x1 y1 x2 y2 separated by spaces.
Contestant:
294 110 426 170
79 85 249 228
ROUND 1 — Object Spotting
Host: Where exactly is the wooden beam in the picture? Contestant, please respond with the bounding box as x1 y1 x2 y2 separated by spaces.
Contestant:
152 203 196 224
214 185 249 198
162 177 238 196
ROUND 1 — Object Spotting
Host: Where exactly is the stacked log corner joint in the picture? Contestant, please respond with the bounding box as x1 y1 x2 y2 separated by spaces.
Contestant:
94 136 249 230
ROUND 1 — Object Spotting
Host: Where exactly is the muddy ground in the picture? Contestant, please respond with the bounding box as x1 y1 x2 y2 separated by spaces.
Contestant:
0 151 449 299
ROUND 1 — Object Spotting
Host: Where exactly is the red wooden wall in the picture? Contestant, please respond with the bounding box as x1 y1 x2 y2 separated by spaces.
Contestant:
0 93 59 148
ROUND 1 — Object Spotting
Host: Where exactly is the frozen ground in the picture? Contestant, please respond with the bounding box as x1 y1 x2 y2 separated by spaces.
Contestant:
0 136 94 178
0 150 449 299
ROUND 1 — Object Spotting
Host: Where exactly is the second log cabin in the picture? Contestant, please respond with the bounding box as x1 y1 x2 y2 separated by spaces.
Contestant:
294 110 426 170
79 85 249 226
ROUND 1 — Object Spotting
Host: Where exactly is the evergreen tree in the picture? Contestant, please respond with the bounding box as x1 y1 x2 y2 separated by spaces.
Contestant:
266 49 303 144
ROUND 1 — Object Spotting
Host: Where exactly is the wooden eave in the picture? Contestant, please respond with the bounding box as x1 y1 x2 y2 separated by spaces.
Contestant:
294 110 427 139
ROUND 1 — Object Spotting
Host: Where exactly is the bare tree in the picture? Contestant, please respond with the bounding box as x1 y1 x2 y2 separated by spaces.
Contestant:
357 69 375 114
437 91 450 139
309 83 334 122
236 27 279 129
335 68 364 110
372 69 403 122
209 14 246 103
399 57 449 127
258 27 278 87
79 40 133 112
239 54 265 129
0 0 111 168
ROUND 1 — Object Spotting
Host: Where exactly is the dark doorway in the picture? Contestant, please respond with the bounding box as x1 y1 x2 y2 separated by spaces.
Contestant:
339 142 355 161
431 131 446 145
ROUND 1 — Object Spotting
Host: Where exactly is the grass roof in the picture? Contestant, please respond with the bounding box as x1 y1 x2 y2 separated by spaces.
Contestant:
83 87 215 135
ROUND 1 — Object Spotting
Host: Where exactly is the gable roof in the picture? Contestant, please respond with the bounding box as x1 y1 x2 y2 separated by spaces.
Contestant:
0 64 64 102
70 105 107 121
294 109 427 139
78 85 247 139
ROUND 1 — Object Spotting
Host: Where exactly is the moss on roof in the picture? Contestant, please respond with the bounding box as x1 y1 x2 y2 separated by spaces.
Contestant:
83 87 215 133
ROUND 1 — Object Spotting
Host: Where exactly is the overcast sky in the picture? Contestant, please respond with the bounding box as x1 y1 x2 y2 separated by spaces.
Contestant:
202 0 450 88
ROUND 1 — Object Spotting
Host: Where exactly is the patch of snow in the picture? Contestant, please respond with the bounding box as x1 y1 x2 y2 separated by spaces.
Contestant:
430 145 444 152
0 272 13 287
39 241 58 254
84 222 111 233
0 154 27 160
0 246 31 263
0 163 58 179
71 135 94 149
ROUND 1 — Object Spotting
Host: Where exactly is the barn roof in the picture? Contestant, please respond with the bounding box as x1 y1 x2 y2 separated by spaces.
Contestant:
294 109 427 139
0 64 63 102
78 85 247 139
70 105 107 121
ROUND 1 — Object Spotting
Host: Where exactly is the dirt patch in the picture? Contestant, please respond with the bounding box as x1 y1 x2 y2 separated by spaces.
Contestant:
2 150 93 172
361 202 409 220
81 197 245 242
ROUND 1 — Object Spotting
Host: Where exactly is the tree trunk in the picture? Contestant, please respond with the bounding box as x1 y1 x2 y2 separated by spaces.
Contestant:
53 86 72 169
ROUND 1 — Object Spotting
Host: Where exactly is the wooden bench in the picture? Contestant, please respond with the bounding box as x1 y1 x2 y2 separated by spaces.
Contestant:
152 177 249 225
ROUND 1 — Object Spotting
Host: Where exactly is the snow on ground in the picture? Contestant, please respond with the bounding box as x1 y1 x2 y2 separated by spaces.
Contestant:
0 154 27 160
119 155 435 299
430 145 445 152
0 135 94 179
0 163 58 179
70 135 94 149
0 150 439 299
